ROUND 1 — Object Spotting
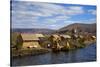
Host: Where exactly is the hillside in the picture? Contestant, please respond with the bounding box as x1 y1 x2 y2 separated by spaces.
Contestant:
58 23 96 35
11 28 56 34
11 23 96 35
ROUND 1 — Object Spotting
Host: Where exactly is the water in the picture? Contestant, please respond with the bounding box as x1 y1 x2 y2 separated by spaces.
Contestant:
11 43 96 66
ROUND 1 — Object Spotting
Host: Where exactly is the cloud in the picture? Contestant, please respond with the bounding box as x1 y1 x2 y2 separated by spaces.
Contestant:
12 1 85 17
88 10 96 15
65 6 84 15
64 18 96 25
43 15 70 24
12 1 65 17
11 1 96 29
32 3 85 16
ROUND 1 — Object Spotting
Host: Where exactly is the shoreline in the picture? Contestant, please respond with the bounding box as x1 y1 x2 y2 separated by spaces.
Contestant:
11 41 96 58
11 48 50 58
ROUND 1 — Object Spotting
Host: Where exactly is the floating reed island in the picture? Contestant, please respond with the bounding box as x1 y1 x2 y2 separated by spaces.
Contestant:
11 31 96 57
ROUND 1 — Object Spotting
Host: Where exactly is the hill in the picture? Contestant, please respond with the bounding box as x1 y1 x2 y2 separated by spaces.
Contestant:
11 23 96 35
11 28 56 34
58 23 96 35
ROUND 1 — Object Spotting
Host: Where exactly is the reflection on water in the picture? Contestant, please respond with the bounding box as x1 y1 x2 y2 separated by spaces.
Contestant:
11 43 96 66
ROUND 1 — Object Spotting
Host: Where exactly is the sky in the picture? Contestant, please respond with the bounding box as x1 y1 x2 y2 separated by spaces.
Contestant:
11 1 96 30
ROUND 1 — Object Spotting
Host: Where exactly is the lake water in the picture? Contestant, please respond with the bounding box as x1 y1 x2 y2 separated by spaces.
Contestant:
11 43 96 66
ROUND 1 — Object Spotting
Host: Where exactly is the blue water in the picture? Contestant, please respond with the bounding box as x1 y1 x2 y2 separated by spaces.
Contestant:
11 43 96 66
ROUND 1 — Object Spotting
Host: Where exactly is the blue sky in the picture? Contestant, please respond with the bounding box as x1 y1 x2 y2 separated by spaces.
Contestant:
11 1 96 30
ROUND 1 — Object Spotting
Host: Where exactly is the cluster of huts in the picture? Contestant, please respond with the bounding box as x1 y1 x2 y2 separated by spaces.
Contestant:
11 32 96 52
11 33 45 49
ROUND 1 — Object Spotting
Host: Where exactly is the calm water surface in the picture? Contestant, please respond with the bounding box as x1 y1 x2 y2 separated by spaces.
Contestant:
11 43 96 66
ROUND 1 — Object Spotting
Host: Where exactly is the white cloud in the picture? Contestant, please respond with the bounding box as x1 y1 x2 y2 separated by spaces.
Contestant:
50 25 57 27
88 10 96 15
11 1 95 29
64 18 96 25
68 6 83 11
49 24 63 29
12 2 66 17
12 1 85 17
65 6 84 15
33 3 85 16
55 15 70 20
44 15 70 24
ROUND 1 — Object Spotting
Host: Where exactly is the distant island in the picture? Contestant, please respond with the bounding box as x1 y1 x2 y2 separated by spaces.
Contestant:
11 23 96 57
11 23 96 35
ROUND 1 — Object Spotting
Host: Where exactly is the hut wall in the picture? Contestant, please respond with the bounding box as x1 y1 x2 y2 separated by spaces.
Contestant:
22 41 41 48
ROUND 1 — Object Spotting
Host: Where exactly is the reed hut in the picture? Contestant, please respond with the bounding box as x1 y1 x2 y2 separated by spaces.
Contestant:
60 35 71 50
11 32 23 50
21 33 41 49
49 34 62 51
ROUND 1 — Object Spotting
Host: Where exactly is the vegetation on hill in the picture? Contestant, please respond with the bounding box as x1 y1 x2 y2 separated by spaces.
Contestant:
58 23 96 35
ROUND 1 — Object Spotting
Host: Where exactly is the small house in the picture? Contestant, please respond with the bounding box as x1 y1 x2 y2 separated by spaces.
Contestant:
21 33 41 48
50 34 62 49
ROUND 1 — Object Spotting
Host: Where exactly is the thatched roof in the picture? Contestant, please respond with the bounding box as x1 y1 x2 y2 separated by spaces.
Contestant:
52 34 60 38
21 33 39 41
60 35 71 38
35 34 44 37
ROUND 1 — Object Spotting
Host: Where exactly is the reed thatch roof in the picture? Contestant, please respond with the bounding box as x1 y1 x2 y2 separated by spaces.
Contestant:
60 35 71 38
52 34 60 38
35 34 44 37
21 33 39 41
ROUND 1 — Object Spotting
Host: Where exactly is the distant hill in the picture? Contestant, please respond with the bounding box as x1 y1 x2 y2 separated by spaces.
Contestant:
11 23 96 35
11 28 56 34
58 23 96 35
